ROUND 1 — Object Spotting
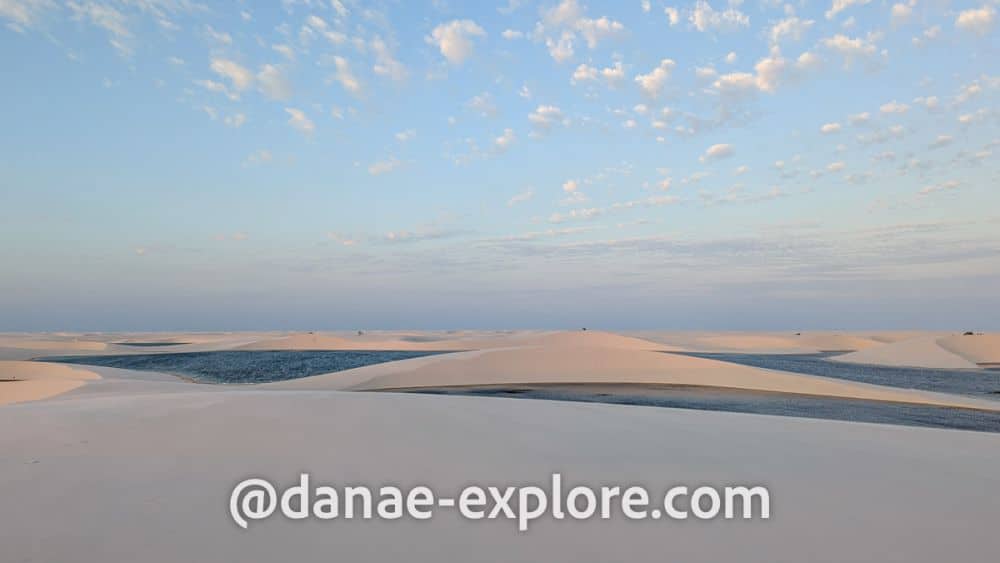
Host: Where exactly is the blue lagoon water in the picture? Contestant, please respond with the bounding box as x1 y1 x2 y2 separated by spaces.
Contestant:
676 352 1000 400
40 350 448 384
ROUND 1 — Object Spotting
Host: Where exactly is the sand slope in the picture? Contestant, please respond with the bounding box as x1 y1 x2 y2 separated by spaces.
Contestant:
0 361 101 405
832 335 983 369
265 332 994 410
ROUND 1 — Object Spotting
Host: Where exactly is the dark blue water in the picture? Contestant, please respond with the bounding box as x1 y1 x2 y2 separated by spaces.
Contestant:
115 342 189 347
40 350 447 384
677 352 1000 401
406 384 1000 433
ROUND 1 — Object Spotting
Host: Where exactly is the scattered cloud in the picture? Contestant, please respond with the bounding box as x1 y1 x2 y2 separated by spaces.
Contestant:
427 19 486 65
700 143 734 162
285 108 315 135
635 59 676 97
368 158 402 176
956 5 996 36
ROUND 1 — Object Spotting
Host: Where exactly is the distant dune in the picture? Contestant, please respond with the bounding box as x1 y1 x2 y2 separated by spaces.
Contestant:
832 334 999 369
936 334 1000 365
631 331 885 353
0 337 107 351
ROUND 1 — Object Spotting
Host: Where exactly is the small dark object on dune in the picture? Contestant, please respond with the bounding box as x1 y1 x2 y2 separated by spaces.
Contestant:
963 331 975 336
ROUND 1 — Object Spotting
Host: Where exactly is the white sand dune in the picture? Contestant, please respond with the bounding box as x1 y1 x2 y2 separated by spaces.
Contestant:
832 335 984 369
266 332 995 411
937 334 1000 365
0 361 101 405
0 336 107 351
236 329 663 352
1 383 999 563
631 331 885 353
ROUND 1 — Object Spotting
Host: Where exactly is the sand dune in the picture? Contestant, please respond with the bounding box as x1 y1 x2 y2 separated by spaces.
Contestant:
0 337 107 351
0 361 101 405
937 334 1000 365
832 335 984 369
631 331 885 353
265 332 994 411
795 334 884 351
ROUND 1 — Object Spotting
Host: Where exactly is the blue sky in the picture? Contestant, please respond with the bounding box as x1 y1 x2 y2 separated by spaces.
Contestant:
1 0 998 331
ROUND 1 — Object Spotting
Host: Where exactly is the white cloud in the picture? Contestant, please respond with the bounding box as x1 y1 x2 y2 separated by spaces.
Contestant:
67 1 132 54
713 72 757 97
956 5 996 36
0 0 53 29
256 64 292 100
695 65 718 82
545 30 575 63
495 128 516 151
575 16 625 48
664 7 679 26
395 129 416 142
848 111 871 125
371 37 407 81
826 161 846 172
549 207 602 223
700 143 734 162
880 100 909 114
825 0 872 21
769 16 814 45
466 92 497 117
285 108 315 135
224 113 246 128
572 61 625 86
203 24 232 45
507 189 534 206
243 149 272 167
821 122 842 134
562 179 579 192
690 0 749 33
210 58 254 92
529 105 566 131
822 33 879 67
919 180 960 196
544 0 583 27
634 59 675 97
272 44 295 60
368 158 402 176
734 165 749 175
912 25 941 47
929 135 953 149
571 63 597 83
332 56 362 96
891 1 916 26
427 19 486 65
725 51 737 64
501 29 524 40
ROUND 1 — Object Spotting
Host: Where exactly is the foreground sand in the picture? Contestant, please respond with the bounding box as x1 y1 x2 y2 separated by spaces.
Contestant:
1 376 998 563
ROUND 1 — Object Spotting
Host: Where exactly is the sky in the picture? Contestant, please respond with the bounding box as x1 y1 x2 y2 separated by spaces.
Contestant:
0 0 998 331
